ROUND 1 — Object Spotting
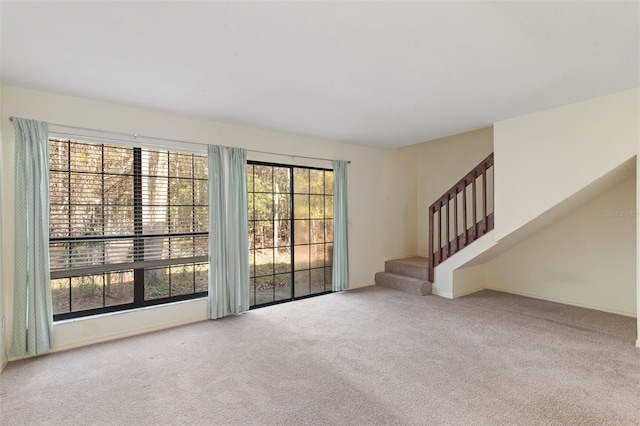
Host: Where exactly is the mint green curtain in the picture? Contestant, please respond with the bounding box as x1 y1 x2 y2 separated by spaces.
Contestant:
226 147 250 314
208 145 227 319
207 145 250 318
10 117 53 356
332 160 350 291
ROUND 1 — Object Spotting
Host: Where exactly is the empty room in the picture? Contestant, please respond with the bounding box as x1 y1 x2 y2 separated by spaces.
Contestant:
1 1 639 425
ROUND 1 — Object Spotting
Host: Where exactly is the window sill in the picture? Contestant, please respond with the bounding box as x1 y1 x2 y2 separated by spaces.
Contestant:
53 296 208 325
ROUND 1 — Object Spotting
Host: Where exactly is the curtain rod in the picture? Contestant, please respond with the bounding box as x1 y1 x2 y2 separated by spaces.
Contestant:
30 119 350 164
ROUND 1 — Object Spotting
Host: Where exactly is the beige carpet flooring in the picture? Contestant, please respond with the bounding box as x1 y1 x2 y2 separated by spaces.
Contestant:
1 286 639 425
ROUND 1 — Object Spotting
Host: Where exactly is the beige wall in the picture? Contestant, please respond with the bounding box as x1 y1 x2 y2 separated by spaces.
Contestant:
485 176 637 317
494 88 639 241
0 85 417 357
415 127 494 256
380 145 418 259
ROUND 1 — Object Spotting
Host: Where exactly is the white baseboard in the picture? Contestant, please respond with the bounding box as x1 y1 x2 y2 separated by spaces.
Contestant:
636 340 640 349
484 286 637 318
431 288 453 299
433 286 484 299
348 282 376 290
434 283 637 319
453 287 486 298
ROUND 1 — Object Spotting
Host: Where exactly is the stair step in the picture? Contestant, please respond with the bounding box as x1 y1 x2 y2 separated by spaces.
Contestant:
385 256 429 280
374 272 432 296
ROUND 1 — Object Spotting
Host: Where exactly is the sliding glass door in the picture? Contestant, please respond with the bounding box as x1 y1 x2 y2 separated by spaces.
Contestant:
247 162 333 307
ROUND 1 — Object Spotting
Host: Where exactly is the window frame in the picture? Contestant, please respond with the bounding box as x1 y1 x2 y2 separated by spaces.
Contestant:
49 137 209 321
247 160 334 309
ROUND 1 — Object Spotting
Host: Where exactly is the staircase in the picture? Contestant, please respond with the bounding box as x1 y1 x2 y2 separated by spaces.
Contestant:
374 257 432 295
375 154 494 296
428 153 494 282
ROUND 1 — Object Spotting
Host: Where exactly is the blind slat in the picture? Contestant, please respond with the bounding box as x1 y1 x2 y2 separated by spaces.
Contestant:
49 137 209 275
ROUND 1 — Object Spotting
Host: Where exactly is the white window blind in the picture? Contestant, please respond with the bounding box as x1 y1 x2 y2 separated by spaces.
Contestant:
49 138 209 277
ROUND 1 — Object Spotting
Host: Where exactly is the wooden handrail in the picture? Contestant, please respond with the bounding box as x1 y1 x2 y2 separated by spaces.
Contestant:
428 153 494 282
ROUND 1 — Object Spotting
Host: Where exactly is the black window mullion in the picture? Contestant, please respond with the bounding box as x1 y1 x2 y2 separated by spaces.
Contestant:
290 165 295 300
168 152 172 260
102 274 106 309
101 144 106 307
307 182 311 296
192 154 196 293
252 166 257 305
323 170 327 291
67 276 72 314
271 166 276 301
133 147 145 304
67 140 72 312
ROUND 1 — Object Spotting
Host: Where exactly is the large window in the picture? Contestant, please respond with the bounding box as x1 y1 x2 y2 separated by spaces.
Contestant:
247 162 333 307
49 138 208 320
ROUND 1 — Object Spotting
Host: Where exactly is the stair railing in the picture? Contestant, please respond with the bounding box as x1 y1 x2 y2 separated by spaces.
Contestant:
428 153 494 282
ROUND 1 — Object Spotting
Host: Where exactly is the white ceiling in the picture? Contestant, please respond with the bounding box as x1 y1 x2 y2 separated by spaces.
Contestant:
1 1 638 149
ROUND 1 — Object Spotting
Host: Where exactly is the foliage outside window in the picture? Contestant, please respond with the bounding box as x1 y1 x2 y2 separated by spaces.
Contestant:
49 138 208 320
